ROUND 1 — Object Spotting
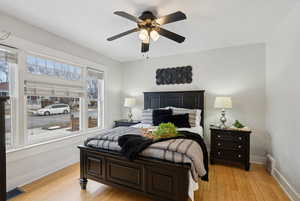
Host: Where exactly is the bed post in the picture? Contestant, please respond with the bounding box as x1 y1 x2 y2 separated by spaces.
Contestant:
79 149 88 190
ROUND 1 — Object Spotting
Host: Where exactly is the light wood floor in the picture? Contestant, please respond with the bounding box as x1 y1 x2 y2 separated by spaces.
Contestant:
11 163 290 201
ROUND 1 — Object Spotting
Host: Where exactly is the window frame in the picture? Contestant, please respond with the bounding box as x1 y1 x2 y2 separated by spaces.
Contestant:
23 53 86 145
1 46 107 151
1 39 110 153
86 68 105 130
0 45 18 150
20 52 105 146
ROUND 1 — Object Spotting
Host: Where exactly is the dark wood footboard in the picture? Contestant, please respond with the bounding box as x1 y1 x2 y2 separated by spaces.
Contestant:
78 145 190 201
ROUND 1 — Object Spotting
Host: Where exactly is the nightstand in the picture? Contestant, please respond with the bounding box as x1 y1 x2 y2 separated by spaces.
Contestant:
114 119 141 127
210 127 251 170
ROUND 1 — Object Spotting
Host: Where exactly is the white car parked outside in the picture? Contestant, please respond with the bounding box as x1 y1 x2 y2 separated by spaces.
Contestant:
36 104 70 116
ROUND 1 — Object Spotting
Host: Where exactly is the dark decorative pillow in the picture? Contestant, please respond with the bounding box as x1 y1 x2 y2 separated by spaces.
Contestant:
156 114 172 125
156 113 191 128
152 109 172 126
169 114 191 128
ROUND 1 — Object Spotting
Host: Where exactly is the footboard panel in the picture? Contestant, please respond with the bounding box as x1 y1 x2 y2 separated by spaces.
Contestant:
78 145 190 201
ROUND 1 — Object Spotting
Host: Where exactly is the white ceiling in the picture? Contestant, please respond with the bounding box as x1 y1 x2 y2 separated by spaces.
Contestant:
0 0 297 62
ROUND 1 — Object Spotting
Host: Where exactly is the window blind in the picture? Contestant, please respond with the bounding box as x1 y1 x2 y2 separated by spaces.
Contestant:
24 81 85 97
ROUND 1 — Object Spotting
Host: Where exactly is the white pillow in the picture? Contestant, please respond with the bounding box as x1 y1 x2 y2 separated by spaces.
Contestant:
131 123 153 128
141 109 153 125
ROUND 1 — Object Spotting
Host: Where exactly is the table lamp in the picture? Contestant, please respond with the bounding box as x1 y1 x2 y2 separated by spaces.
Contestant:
124 97 136 122
214 97 232 129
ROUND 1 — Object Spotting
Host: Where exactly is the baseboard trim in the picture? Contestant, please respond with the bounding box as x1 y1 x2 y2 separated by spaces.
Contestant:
7 188 24 200
250 154 266 165
7 156 79 191
272 168 300 201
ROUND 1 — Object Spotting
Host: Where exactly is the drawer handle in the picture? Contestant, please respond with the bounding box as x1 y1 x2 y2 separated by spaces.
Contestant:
217 135 221 138
238 137 242 140
217 143 221 146
238 145 242 149
238 154 242 158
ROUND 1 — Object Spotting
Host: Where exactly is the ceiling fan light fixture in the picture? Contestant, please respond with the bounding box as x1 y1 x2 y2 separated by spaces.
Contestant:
143 36 150 44
107 10 187 53
150 30 160 41
139 29 149 41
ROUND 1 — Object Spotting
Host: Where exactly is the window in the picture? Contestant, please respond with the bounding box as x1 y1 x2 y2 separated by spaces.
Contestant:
0 48 106 150
26 55 81 80
25 55 84 143
26 96 80 143
0 46 17 149
87 69 104 129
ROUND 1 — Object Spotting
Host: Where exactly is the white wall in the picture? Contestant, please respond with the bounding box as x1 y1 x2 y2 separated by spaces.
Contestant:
122 43 267 162
0 11 123 190
266 3 300 200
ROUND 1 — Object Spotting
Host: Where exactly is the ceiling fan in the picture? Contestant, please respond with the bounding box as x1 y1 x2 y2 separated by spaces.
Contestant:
107 11 187 53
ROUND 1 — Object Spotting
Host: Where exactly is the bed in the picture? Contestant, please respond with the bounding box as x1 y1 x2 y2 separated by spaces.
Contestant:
78 90 205 201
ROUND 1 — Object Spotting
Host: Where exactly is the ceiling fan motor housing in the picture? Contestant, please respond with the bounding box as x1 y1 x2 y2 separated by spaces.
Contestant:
138 11 158 31
139 11 156 21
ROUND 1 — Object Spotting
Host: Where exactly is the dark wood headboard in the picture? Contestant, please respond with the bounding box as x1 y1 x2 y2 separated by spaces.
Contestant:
144 90 205 127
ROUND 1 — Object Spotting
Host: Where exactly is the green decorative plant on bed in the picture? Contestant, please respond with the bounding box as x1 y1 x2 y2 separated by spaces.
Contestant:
151 123 181 139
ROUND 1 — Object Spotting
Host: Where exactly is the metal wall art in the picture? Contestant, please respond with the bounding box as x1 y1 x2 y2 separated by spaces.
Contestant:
156 66 192 85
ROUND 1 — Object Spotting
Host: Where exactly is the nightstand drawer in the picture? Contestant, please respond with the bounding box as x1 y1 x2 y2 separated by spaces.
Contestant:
215 141 244 150
214 132 246 142
215 150 245 161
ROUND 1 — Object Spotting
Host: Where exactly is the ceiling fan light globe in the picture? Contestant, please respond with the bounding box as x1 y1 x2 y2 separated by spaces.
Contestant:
143 37 150 44
139 29 149 41
150 30 160 41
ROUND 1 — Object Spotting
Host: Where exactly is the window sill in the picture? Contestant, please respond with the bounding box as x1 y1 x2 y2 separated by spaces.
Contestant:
6 128 108 155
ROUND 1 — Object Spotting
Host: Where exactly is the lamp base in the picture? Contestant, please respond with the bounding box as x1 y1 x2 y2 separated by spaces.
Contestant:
219 123 226 129
128 108 133 122
219 109 227 129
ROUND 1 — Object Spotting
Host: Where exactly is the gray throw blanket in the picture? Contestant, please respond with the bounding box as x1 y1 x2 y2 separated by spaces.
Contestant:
85 127 207 181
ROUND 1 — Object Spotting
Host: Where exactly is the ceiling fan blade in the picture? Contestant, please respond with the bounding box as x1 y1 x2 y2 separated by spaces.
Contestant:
141 42 149 53
156 11 186 25
107 28 140 41
114 11 142 23
158 28 185 43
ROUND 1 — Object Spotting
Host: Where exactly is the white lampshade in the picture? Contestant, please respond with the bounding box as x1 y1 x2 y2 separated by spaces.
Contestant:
150 30 160 41
214 97 232 109
139 29 149 41
124 98 136 108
